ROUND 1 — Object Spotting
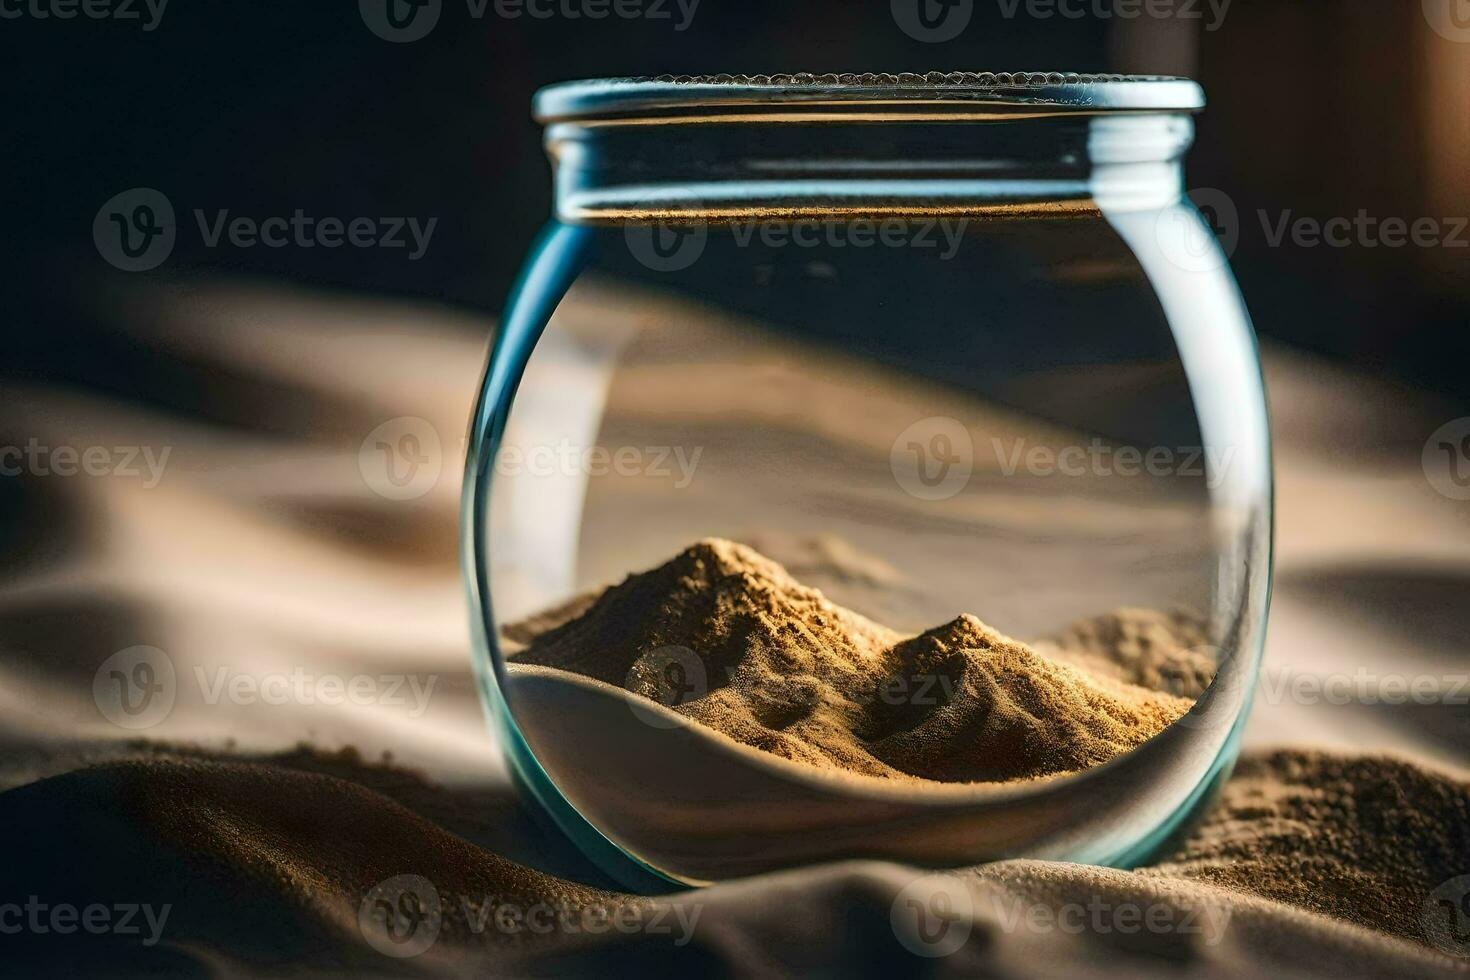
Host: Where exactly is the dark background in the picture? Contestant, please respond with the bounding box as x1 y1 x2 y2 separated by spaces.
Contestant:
7 0 1468 400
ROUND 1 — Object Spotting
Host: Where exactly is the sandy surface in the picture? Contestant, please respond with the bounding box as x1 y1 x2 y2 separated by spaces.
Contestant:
2 744 1465 978
0 276 1467 976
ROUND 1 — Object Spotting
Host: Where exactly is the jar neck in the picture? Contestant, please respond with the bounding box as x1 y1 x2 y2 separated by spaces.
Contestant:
544 113 1194 222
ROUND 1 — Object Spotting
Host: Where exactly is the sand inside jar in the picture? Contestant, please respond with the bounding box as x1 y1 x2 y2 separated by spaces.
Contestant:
504 538 1213 786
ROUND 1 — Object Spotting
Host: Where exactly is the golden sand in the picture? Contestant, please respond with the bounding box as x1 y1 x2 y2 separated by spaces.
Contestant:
511 539 1202 784
1144 750 1470 944
7 744 1465 969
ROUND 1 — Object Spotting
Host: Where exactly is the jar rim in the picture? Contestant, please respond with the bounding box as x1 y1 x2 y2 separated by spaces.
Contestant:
534 73 1206 123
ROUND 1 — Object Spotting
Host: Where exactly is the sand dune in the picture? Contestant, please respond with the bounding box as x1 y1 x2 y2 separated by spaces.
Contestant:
512 539 1197 783
1 745 1465 977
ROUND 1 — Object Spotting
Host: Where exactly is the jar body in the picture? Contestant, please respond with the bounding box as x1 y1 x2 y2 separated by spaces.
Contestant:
463 108 1272 889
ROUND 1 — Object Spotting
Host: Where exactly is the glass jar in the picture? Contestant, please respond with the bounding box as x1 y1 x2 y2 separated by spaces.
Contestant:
462 73 1272 890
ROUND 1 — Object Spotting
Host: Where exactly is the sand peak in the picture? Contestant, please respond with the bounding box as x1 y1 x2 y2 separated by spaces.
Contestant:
512 539 1200 784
